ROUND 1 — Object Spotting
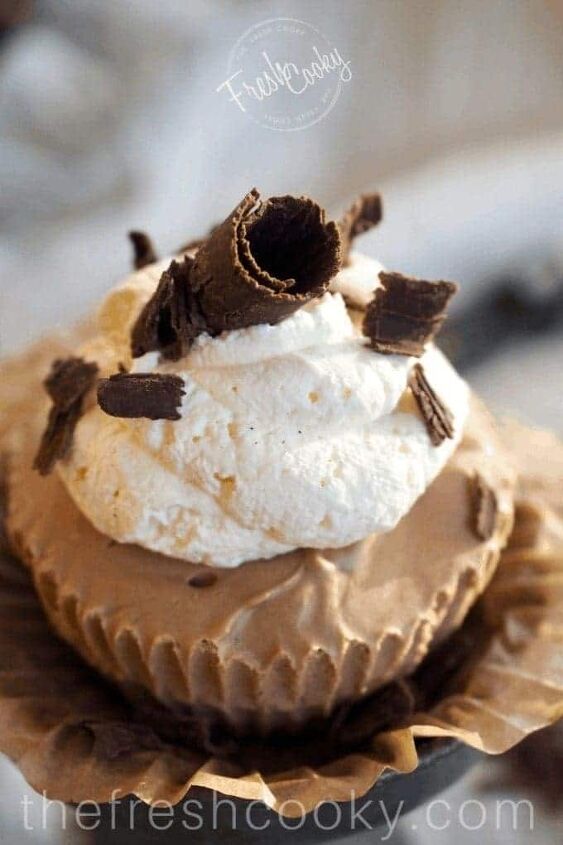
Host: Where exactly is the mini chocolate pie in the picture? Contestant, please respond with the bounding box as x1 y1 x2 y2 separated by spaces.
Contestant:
3 190 518 736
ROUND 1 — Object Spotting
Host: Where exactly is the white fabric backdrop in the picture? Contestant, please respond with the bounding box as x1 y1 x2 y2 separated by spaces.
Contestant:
1 0 563 354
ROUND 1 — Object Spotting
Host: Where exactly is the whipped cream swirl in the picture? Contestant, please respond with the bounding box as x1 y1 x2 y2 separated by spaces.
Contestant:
58 253 469 567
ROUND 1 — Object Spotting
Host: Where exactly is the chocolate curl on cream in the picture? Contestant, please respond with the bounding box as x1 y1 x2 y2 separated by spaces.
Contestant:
98 373 185 421
132 189 341 359
363 271 458 357
33 357 99 475
339 193 382 263
408 363 454 447
190 189 342 334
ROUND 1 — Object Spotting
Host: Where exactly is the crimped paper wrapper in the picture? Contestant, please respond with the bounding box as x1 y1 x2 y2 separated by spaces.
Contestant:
0 407 561 816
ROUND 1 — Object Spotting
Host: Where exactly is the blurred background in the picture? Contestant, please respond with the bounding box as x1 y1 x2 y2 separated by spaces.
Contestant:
0 0 562 842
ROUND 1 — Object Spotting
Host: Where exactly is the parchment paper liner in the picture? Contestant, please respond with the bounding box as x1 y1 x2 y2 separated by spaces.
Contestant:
0 331 561 815
0 410 560 813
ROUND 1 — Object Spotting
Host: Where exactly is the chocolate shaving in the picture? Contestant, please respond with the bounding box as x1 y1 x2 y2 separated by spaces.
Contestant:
339 193 382 263
129 230 158 270
363 271 458 357
97 373 185 421
408 363 454 446
470 473 499 540
131 255 206 361
188 571 218 588
33 358 99 476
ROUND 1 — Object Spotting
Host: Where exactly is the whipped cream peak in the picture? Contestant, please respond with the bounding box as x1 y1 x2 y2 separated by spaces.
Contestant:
330 251 385 308
58 252 469 567
156 292 353 368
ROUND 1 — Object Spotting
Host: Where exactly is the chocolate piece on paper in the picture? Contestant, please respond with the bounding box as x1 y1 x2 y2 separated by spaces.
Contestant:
129 231 158 270
339 193 382 263
97 373 185 421
131 255 206 361
470 473 499 540
190 188 342 334
363 271 458 357
408 363 454 446
34 357 99 475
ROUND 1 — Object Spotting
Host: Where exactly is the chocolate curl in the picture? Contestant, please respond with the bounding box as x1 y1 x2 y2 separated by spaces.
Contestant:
131 256 206 361
339 193 382 263
364 271 458 357
190 189 342 334
129 231 158 270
